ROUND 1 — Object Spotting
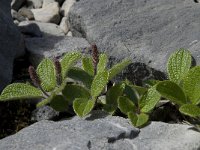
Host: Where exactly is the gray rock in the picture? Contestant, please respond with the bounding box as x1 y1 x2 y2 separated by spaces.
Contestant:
19 21 65 37
31 105 59 122
11 9 27 22
11 0 25 11
42 0 55 8
61 0 76 17
0 0 25 91
0 111 199 150
69 0 200 82
25 35 90 65
18 7 34 20
26 0 43 9
131 121 200 150
59 17 69 34
31 2 60 24
0 111 140 150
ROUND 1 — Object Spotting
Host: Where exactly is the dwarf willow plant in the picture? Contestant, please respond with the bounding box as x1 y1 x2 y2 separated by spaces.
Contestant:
156 49 200 118
0 45 131 117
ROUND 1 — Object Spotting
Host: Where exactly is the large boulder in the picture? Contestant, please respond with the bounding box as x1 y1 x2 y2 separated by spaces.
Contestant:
25 35 90 65
0 111 199 150
0 0 25 91
69 0 200 83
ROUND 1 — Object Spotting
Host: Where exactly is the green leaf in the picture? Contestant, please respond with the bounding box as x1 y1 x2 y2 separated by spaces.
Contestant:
108 59 131 80
61 52 81 78
128 112 149 128
179 104 200 117
91 71 109 98
97 54 108 74
82 57 94 76
104 83 125 114
62 84 91 103
73 98 95 117
50 95 68 112
0 83 43 101
118 96 136 115
140 85 161 113
156 81 187 105
67 67 93 89
167 49 191 84
36 58 56 92
123 84 140 105
143 79 160 87
183 66 200 105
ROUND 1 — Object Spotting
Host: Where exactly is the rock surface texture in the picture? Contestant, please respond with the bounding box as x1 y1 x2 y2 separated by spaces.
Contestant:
25 36 90 65
0 111 199 150
69 0 200 75
0 0 24 91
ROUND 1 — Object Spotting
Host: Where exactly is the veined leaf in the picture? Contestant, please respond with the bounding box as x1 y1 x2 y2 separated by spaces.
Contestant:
97 54 108 74
183 66 200 105
156 81 187 105
91 71 109 98
61 52 81 78
67 67 93 89
140 85 161 113
167 49 191 84
0 83 43 101
50 95 68 112
143 79 160 87
62 84 91 103
128 112 149 128
104 83 125 114
36 58 56 92
179 104 200 118
82 57 94 76
73 98 95 117
108 59 131 80
118 96 136 115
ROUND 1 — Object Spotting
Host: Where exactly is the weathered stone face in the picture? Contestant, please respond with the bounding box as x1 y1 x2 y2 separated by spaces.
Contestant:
0 0 25 91
68 0 200 80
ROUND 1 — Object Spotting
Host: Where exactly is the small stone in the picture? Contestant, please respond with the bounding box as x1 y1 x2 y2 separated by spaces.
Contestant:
66 31 72 36
42 0 55 8
19 21 65 37
31 2 60 24
60 0 76 17
18 7 34 20
59 17 69 34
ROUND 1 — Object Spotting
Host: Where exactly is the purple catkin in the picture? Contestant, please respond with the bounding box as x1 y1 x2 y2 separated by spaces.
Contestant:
91 44 99 75
28 66 41 87
53 58 62 85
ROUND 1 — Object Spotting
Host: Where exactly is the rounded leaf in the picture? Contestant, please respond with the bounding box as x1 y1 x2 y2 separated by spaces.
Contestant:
97 54 108 74
50 95 68 112
73 98 95 117
167 49 191 84
183 66 200 105
108 59 131 80
104 83 125 114
61 52 81 78
37 58 56 92
156 81 187 105
128 112 149 128
140 85 161 113
62 84 91 103
67 67 93 89
91 71 109 98
179 104 200 118
0 83 43 101
82 57 94 76
118 96 136 115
